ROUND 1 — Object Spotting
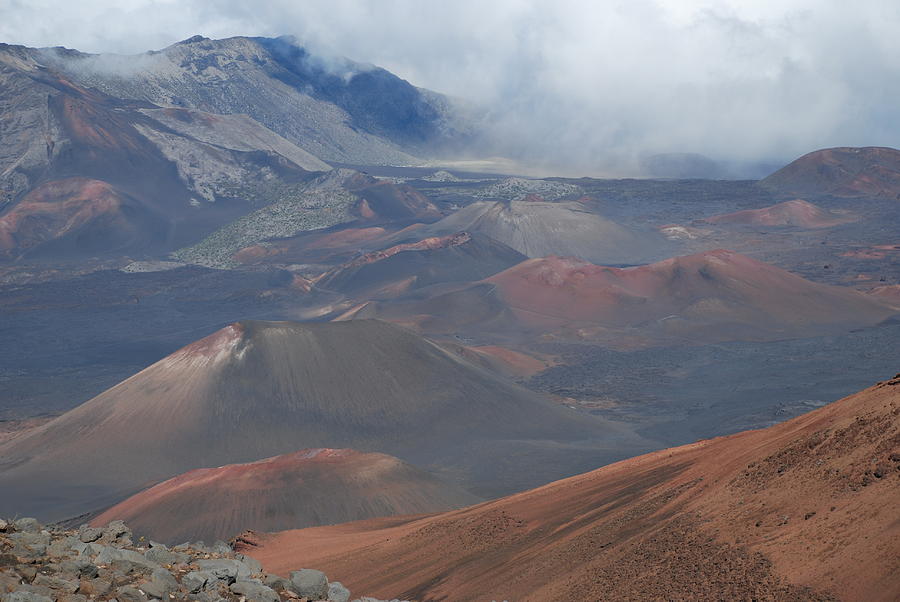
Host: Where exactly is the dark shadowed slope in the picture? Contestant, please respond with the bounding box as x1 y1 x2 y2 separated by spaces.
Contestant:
91 448 481 545
761 146 900 200
0 319 648 521
698 199 855 228
247 376 900 602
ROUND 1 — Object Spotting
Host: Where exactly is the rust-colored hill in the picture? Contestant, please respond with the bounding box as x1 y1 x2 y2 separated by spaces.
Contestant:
761 146 900 199
486 250 894 342
0 178 168 258
91 448 481 545
0 319 646 521
244 375 900 602
698 199 855 228
343 250 895 345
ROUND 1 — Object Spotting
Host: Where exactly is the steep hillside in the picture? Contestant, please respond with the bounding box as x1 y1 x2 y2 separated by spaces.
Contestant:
0 320 647 521
0 43 329 258
246 375 900 602
92 448 481 545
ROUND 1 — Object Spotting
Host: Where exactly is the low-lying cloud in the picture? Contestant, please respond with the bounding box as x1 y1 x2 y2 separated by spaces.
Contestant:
3 0 899 176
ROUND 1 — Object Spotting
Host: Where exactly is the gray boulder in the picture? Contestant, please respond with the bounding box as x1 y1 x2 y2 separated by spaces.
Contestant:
7 532 50 557
95 546 159 571
32 574 79 593
58 557 99 579
116 585 148 602
99 520 132 545
47 536 80 558
12 518 41 533
77 526 103 543
195 558 254 583
145 544 188 566
182 570 214 594
328 581 352 602
235 553 262 575
290 569 329 599
230 579 280 602
262 573 293 592
141 568 179 599
70 541 104 557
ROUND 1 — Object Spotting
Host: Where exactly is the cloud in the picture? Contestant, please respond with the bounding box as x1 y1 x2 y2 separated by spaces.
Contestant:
2 0 899 175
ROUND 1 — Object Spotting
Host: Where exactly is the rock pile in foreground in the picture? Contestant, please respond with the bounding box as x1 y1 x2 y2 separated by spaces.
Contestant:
0 518 402 602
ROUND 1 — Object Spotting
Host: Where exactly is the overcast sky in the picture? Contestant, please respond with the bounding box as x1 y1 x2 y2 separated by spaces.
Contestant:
2 0 899 175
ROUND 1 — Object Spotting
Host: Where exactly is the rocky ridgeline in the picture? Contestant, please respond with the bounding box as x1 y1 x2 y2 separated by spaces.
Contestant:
0 518 404 602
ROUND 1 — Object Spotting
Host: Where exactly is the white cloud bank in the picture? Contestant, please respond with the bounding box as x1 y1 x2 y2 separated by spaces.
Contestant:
2 0 899 175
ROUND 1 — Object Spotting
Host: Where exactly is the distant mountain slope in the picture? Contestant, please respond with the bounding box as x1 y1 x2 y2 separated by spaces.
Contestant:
698 199 855 228
405 199 670 265
246 376 900 602
342 250 896 344
92 448 481 545
34 35 467 165
0 43 331 258
0 319 648 521
761 146 900 199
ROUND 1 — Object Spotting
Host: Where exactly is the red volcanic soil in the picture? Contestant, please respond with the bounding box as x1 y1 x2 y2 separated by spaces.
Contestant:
91 448 480 545
244 377 900 602
0 177 166 258
698 199 855 228
482 249 894 342
320 232 472 274
761 146 900 199
232 226 400 266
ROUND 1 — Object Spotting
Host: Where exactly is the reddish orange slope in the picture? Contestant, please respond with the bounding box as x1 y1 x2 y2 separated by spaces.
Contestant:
244 376 900 602
698 199 855 228
484 249 894 341
91 448 480 545
760 146 900 199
